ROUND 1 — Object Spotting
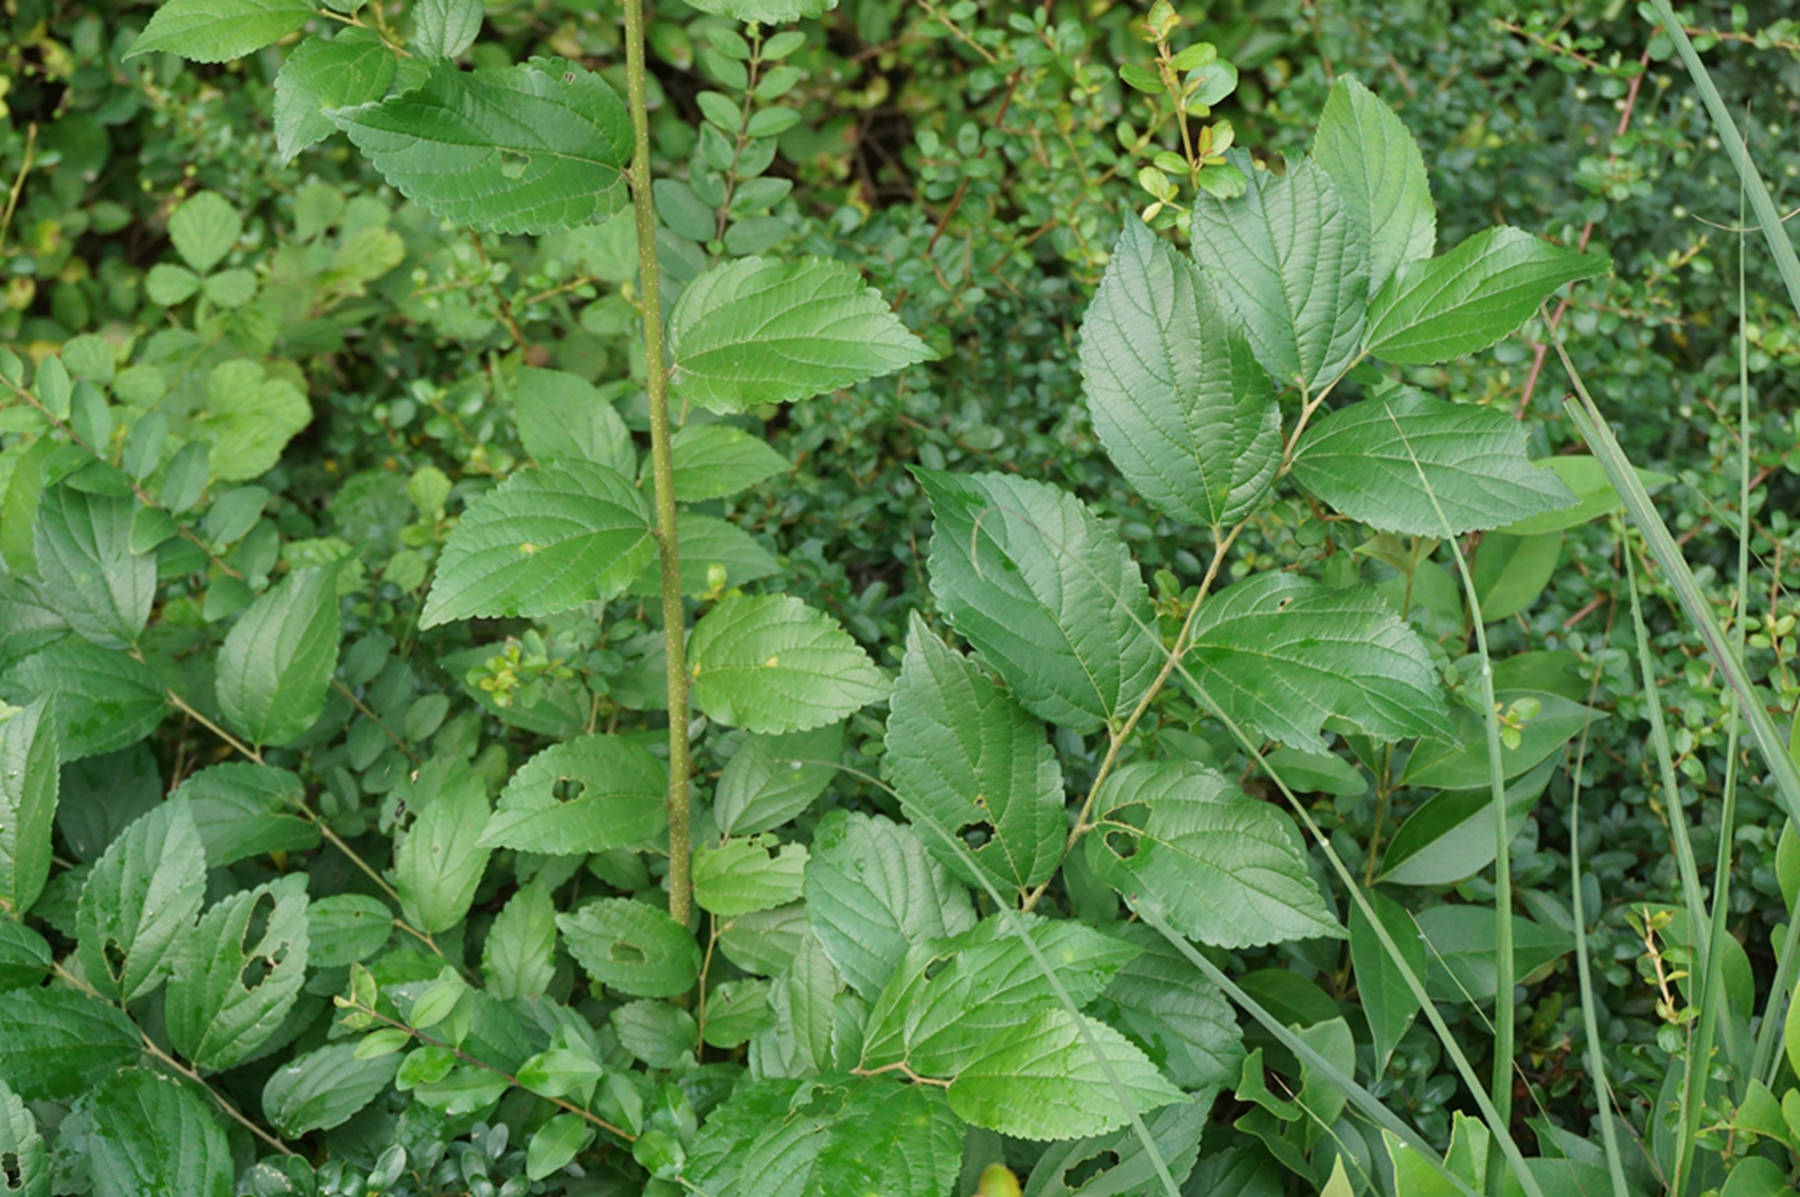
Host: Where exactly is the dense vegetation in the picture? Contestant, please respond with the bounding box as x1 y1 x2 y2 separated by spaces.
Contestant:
0 1 1798 1194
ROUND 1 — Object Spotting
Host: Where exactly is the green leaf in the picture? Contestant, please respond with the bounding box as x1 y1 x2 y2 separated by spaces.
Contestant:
127 0 314 63
1366 226 1611 364
262 1042 400 1137
1183 572 1447 750
483 881 556 1000
694 836 808 916
306 894 393 967
168 191 242 273
0 986 140 1100
748 929 843 1078
1091 924 1243 1092
1311 76 1434 294
1190 155 1368 391
885 614 1065 891
395 759 492 934
688 594 884 734
510 367 635 478
173 762 319 866
0 697 59 918
1024 1096 1210 1197
0 1077 47 1197
77 800 207 1001
273 32 397 162
613 998 699 1070
481 733 666 854
668 255 932 414
527 1113 595 1181
669 423 790 501
0 921 53 992
1080 218 1280 531
1349 890 1425 1075
145 262 201 305
1291 390 1577 536
947 1008 1184 1141
1471 532 1562 621
557 897 702 998
330 57 632 235
409 0 483 57
190 359 312 483
33 485 156 649
658 513 780 596
216 564 341 746
918 469 1161 733
422 459 653 628
167 875 310 1072
682 0 836 20
714 722 842 836
1495 455 1675 536
0 640 165 760
1414 905 1571 1003
78 1069 232 1197
1380 759 1551 887
1399 691 1602 789
804 810 976 999
1086 761 1342 949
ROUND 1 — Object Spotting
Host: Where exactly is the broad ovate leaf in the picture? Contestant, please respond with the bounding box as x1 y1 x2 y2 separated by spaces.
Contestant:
273 32 397 162
216 564 342 746
395 759 492 934
668 255 932 413
78 1069 233 1197
1080 219 1280 531
0 986 139 1101
482 880 557 1001
1311 76 1434 294
0 697 59 918
1085 761 1341 949
682 0 837 19
668 423 791 501
510 367 635 477
1366 226 1611 364
1291 390 1576 536
409 0 483 57
263 1043 400 1137
330 57 631 235
557 898 701 998
422 459 653 627
127 0 313 63
33 485 155 650
0 640 165 761
714 722 843 837
1092 923 1243 1092
694 836 808 917
918 469 1161 733
173 762 319 867
687 594 884 734
482 733 666 854
76 800 207 1002
167 875 311 1072
0 1077 47 1197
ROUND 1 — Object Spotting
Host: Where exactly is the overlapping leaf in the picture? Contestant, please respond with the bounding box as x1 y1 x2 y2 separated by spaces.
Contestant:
167 875 311 1072
0 987 140 1101
77 1069 232 1197
76 800 206 1001
1312 76 1434 294
273 32 396 162
216 564 341 746
262 1043 400 1137
0 697 58 918
687 594 884 734
33 485 155 650
0 641 165 761
714 722 843 836
395 760 492 934
558 898 701 998
127 0 313 63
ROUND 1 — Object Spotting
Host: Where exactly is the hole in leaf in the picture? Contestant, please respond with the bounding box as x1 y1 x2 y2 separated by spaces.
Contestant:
498 150 530 180
102 938 126 982
957 820 994 850
1063 1151 1121 1189
609 941 647 965
243 892 277 952
3 1150 22 1190
1104 829 1138 860
552 776 584 804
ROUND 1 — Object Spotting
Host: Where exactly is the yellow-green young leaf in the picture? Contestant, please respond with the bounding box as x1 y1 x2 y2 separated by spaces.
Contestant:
885 614 1064 892
1190 155 1368 391
0 640 165 761
167 191 242 273
0 1078 47 1197
76 800 207 1002
713 722 843 837
395 760 492 934
0 697 59 918
557 897 702 998
78 1069 232 1197
1085 761 1342 949
1183 572 1447 750
668 255 933 414
190 359 312 482
330 58 631 235
167 875 310 1072
510 367 635 477
0 987 139 1101
917 470 1161 734
273 32 397 163
33 485 156 649
482 880 557 1001
216 564 341 747
668 423 790 501
421 459 652 628
127 0 314 63
1080 218 1280 531
946 1009 1184 1142
408 0 483 58
1311 76 1435 294
174 762 319 867
481 734 666 854
262 1043 400 1137
1024 1097 1211 1197
694 837 808 916
688 594 884 734
1291 390 1576 536
1366 226 1611 364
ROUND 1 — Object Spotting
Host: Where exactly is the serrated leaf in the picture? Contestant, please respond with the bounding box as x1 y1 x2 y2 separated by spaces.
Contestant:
803 810 975 999
1311 76 1434 294
688 594 884 734
1183 572 1447 750
694 836 808 916
1366 226 1611 364
216 564 341 746
262 1042 399 1137
557 897 701 998
483 881 557 1001
1080 219 1280 531
0 922 53 992
481 733 666 853
0 1077 47 1197
273 32 397 162
173 762 319 866
330 57 631 235
421 459 653 627
748 929 843 1078
1350 890 1425 1076
0 986 140 1101
682 0 836 19
395 758 492 934
79 1069 232 1197
669 423 790 501
127 0 314 63
657 513 780 596
0 640 165 760
167 876 310 1072
510 366 635 477
167 191 242 273
191 359 311 482
1024 1096 1210 1197
947 1009 1184 1141
409 0 483 57
77 800 206 1001
885 614 1064 891
33 485 155 649
918 470 1160 734
0 697 59 918
306 893 393 967
668 255 932 413
714 722 842 836
1091 924 1243 1092
1086 761 1342 949
1291 390 1576 536
1191 155 1368 391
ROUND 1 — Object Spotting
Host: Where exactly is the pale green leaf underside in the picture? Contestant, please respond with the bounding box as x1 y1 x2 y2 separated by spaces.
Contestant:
1086 761 1342 949
1366 225 1611 364
511 366 635 476
79 1069 233 1197
688 594 885 734
918 469 1161 734
669 255 933 413
1191 155 1368 391
482 733 666 853
694 837 808 917
1292 390 1577 536
274 34 397 163
422 458 652 627
216 564 341 746
330 57 632 235
127 0 313 63
482 880 557 1001
167 875 310 1072
0 697 59 919
1311 75 1435 295
1081 219 1280 530
76 800 207 1002
1183 572 1447 750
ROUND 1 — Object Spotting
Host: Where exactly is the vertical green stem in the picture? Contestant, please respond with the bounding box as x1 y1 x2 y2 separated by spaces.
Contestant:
622 0 692 926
